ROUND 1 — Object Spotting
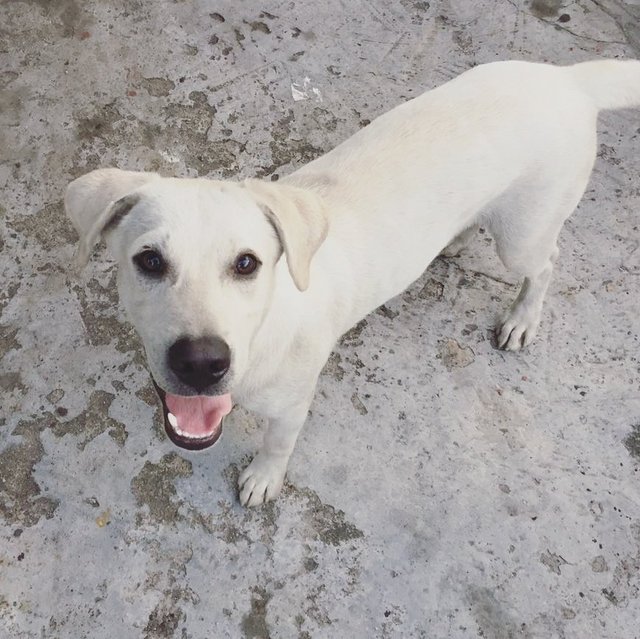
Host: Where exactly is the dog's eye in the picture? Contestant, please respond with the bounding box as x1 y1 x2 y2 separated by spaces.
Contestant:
235 253 259 276
134 250 166 276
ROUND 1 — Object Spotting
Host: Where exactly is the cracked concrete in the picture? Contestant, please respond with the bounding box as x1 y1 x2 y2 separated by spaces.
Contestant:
1 0 639 637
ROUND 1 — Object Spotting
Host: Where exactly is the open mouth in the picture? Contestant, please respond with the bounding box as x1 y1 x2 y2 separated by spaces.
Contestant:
153 381 233 451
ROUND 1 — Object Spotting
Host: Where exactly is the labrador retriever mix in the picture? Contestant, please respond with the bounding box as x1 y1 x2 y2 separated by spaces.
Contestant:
66 60 640 506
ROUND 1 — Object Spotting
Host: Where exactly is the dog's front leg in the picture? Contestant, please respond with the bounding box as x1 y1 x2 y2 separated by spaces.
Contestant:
238 399 311 507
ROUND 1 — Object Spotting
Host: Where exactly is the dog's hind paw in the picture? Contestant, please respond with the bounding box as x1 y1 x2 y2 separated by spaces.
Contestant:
238 452 287 507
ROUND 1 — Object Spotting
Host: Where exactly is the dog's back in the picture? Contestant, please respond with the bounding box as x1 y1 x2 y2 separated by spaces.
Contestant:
288 60 640 337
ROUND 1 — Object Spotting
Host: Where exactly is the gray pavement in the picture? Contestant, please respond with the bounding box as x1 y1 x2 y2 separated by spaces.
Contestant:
1 1 639 637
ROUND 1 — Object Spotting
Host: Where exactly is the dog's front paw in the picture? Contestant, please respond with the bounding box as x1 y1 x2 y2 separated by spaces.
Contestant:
238 452 288 507
496 307 540 351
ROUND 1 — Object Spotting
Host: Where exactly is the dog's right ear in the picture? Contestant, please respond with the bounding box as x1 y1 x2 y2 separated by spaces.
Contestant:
64 168 160 268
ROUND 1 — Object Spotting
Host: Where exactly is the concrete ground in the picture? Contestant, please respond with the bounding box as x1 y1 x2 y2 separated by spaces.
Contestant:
1 0 639 637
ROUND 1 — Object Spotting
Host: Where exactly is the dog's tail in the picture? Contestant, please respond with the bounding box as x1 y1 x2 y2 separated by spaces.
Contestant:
566 59 640 111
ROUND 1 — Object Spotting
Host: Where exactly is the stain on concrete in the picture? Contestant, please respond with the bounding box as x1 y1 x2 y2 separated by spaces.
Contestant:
214 462 279 545
400 0 430 25
340 319 367 347
6 201 76 251
131 453 193 525
462 323 478 337
0 326 20 360
86 267 118 305
77 101 124 142
140 77 176 97
598 143 622 166
322 352 346 381
205 501 252 545
591 555 609 573
21 0 88 37
601 587 619 605
540 549 568 575
135 382 158 407
186 137 245 178
376 304 399 320
529 0 561 19
453 29 474 54
247 20 271 35
233 27 246 49
347 354 365 375
142 547 196 639
51 390 127 449
135 382 165 440
294 613 308 636
0 70 18 86
309 107 342 133
623 423 640 460
0 87 27 128
241 586 272 639
163 90 217 135
266 111 325 175
46 388 65 404
601 523 640 607
437 338 475 370
467 585 530 639
351 392 368 416
73 273 145 363
419 278 444 300
0 372 25 394
0 416 59 526
300 583 332 627
162 91 244 176
144 595 184 638
1 279 19 314
73 90 241 178
297 487 364 546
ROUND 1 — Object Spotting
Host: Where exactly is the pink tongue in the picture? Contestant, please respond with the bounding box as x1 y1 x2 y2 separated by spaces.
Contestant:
165 393 232 437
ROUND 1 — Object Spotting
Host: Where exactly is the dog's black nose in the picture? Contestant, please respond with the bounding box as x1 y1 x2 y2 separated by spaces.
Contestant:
168 336 231 392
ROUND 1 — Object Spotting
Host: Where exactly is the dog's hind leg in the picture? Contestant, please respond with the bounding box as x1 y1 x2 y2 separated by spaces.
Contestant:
496 245 558 350
491 176 593 351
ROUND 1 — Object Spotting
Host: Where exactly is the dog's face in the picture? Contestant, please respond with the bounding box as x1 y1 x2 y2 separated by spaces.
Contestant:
109 179 281 396
65 169 328 449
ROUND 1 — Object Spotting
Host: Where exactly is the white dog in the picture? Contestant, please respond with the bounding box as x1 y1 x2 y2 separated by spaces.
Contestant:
66 60 640 506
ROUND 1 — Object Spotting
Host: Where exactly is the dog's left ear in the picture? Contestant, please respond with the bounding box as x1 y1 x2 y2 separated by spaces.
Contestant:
243 179 329 291
65 168 160 268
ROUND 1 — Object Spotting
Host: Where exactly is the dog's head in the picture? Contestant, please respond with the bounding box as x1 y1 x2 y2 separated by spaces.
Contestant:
65 168 328 449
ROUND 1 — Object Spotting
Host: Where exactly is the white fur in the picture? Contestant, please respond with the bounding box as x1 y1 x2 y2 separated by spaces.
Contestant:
65 60 640 506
